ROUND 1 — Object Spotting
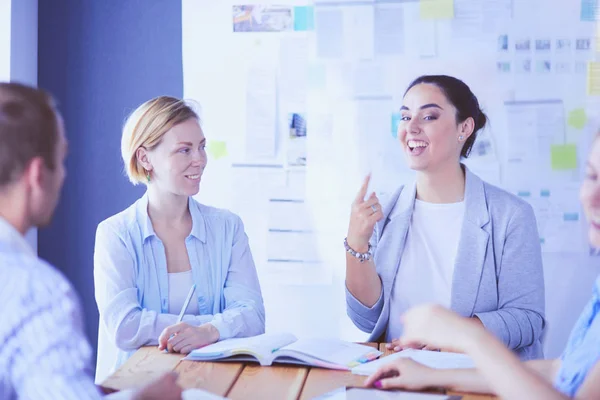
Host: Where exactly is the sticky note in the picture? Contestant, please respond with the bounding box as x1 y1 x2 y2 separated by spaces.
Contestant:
294 6 314 31
540 189 551 197
587 62 600 95
568 108 587 129
391 113 401 138
420 0 454 19
551 144 577 170
564 212 580 221
207 140 228 160
581 0 599 21
517 191 531 198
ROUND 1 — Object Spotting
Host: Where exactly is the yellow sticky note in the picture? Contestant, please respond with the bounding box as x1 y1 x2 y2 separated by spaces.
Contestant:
420 0 454 19
207 140 228 160
587 62 600 95
551 144 577 171
568 108 587 130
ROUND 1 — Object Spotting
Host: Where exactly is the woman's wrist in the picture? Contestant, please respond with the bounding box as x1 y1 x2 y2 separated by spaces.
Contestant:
201 323 220 343
345 235 369 253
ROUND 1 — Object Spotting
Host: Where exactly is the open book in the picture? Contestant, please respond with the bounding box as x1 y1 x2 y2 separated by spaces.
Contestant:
185 333 382 370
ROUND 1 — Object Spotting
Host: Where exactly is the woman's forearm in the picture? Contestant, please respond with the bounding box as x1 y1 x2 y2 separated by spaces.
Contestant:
465 331 567 400
524 359 561 383
345 254 382 307
435 359 560 395
435 368 494 394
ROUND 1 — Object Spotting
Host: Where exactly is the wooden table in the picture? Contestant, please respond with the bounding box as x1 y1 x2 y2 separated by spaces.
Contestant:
102 343 496 399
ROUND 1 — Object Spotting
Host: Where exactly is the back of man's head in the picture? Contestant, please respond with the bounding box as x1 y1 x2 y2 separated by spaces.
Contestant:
0 83 59 188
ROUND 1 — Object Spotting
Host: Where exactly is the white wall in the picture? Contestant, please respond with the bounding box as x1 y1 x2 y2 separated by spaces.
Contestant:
182 0 599 360
0 0 11 81
10 0 37 86
7 0 38 251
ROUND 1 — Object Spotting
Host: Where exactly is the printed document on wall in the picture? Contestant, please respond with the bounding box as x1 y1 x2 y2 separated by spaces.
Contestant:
246 66 278 160
279 37 309 111
525 184 586 254
504 100 565 182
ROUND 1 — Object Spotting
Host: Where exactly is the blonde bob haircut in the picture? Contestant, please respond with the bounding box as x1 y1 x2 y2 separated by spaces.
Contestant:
121 96 199 185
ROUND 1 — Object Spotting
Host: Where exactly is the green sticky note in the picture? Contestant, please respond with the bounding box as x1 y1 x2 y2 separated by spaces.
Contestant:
588 62 600 95
568 108 587 129
551 144 577 170
207 140 228 160
420 0 454 19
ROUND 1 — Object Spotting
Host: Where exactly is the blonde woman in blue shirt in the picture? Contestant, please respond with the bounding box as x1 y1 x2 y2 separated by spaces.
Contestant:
93 96 265 383
364 135 600 399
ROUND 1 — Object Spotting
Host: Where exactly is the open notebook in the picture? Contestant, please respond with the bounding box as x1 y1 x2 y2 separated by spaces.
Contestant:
185 333 382 370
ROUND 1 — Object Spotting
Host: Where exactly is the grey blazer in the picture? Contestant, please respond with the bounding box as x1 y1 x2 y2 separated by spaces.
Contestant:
346 168 546 360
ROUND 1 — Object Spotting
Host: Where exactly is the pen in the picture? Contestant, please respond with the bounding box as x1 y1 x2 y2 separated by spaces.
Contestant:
166 283 196 352
177 283 197 325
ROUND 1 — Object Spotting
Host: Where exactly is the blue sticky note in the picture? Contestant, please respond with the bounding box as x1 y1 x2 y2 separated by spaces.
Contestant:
564 212 580 221
540 189 551 197
581 0 599 21
517 191 531 198
391 113 401 138
294 6 315 31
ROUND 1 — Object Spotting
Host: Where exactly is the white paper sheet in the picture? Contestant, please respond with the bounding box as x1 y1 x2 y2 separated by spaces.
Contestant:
246 66 278 160
352 349 475 376
374 4 404 56
315 387 456 400
316 8 344 58
345 5 375 60
419 20 437 58
504 99 565 177
267 230 320 261
279 37 309 111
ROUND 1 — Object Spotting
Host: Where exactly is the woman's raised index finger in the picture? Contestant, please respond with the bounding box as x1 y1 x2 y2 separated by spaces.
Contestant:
354 174 371 204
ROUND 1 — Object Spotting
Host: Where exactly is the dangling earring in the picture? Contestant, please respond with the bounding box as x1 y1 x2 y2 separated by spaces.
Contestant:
145 170 151 183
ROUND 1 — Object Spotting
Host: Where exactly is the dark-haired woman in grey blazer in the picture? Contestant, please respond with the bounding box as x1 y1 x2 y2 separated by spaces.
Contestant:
345 75 545 361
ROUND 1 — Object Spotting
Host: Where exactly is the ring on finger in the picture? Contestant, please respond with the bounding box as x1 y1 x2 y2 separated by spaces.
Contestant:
371 204 377 213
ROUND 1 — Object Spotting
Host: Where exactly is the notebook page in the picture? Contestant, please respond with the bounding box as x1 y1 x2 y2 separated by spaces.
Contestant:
352 349 474 376
188 332 297 359
280 338 381 367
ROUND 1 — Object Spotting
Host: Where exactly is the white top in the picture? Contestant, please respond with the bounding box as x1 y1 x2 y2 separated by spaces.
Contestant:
386 199 465 341
168 270 199 315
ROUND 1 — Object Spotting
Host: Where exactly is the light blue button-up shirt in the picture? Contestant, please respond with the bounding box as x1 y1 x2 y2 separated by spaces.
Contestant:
554 275 600 397
94 194 265 383
0 217 102 400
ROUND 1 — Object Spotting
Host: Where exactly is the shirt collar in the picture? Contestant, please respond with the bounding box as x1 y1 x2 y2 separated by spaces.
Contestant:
0 217 35 256
188 197 207 243
137 193 206 243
